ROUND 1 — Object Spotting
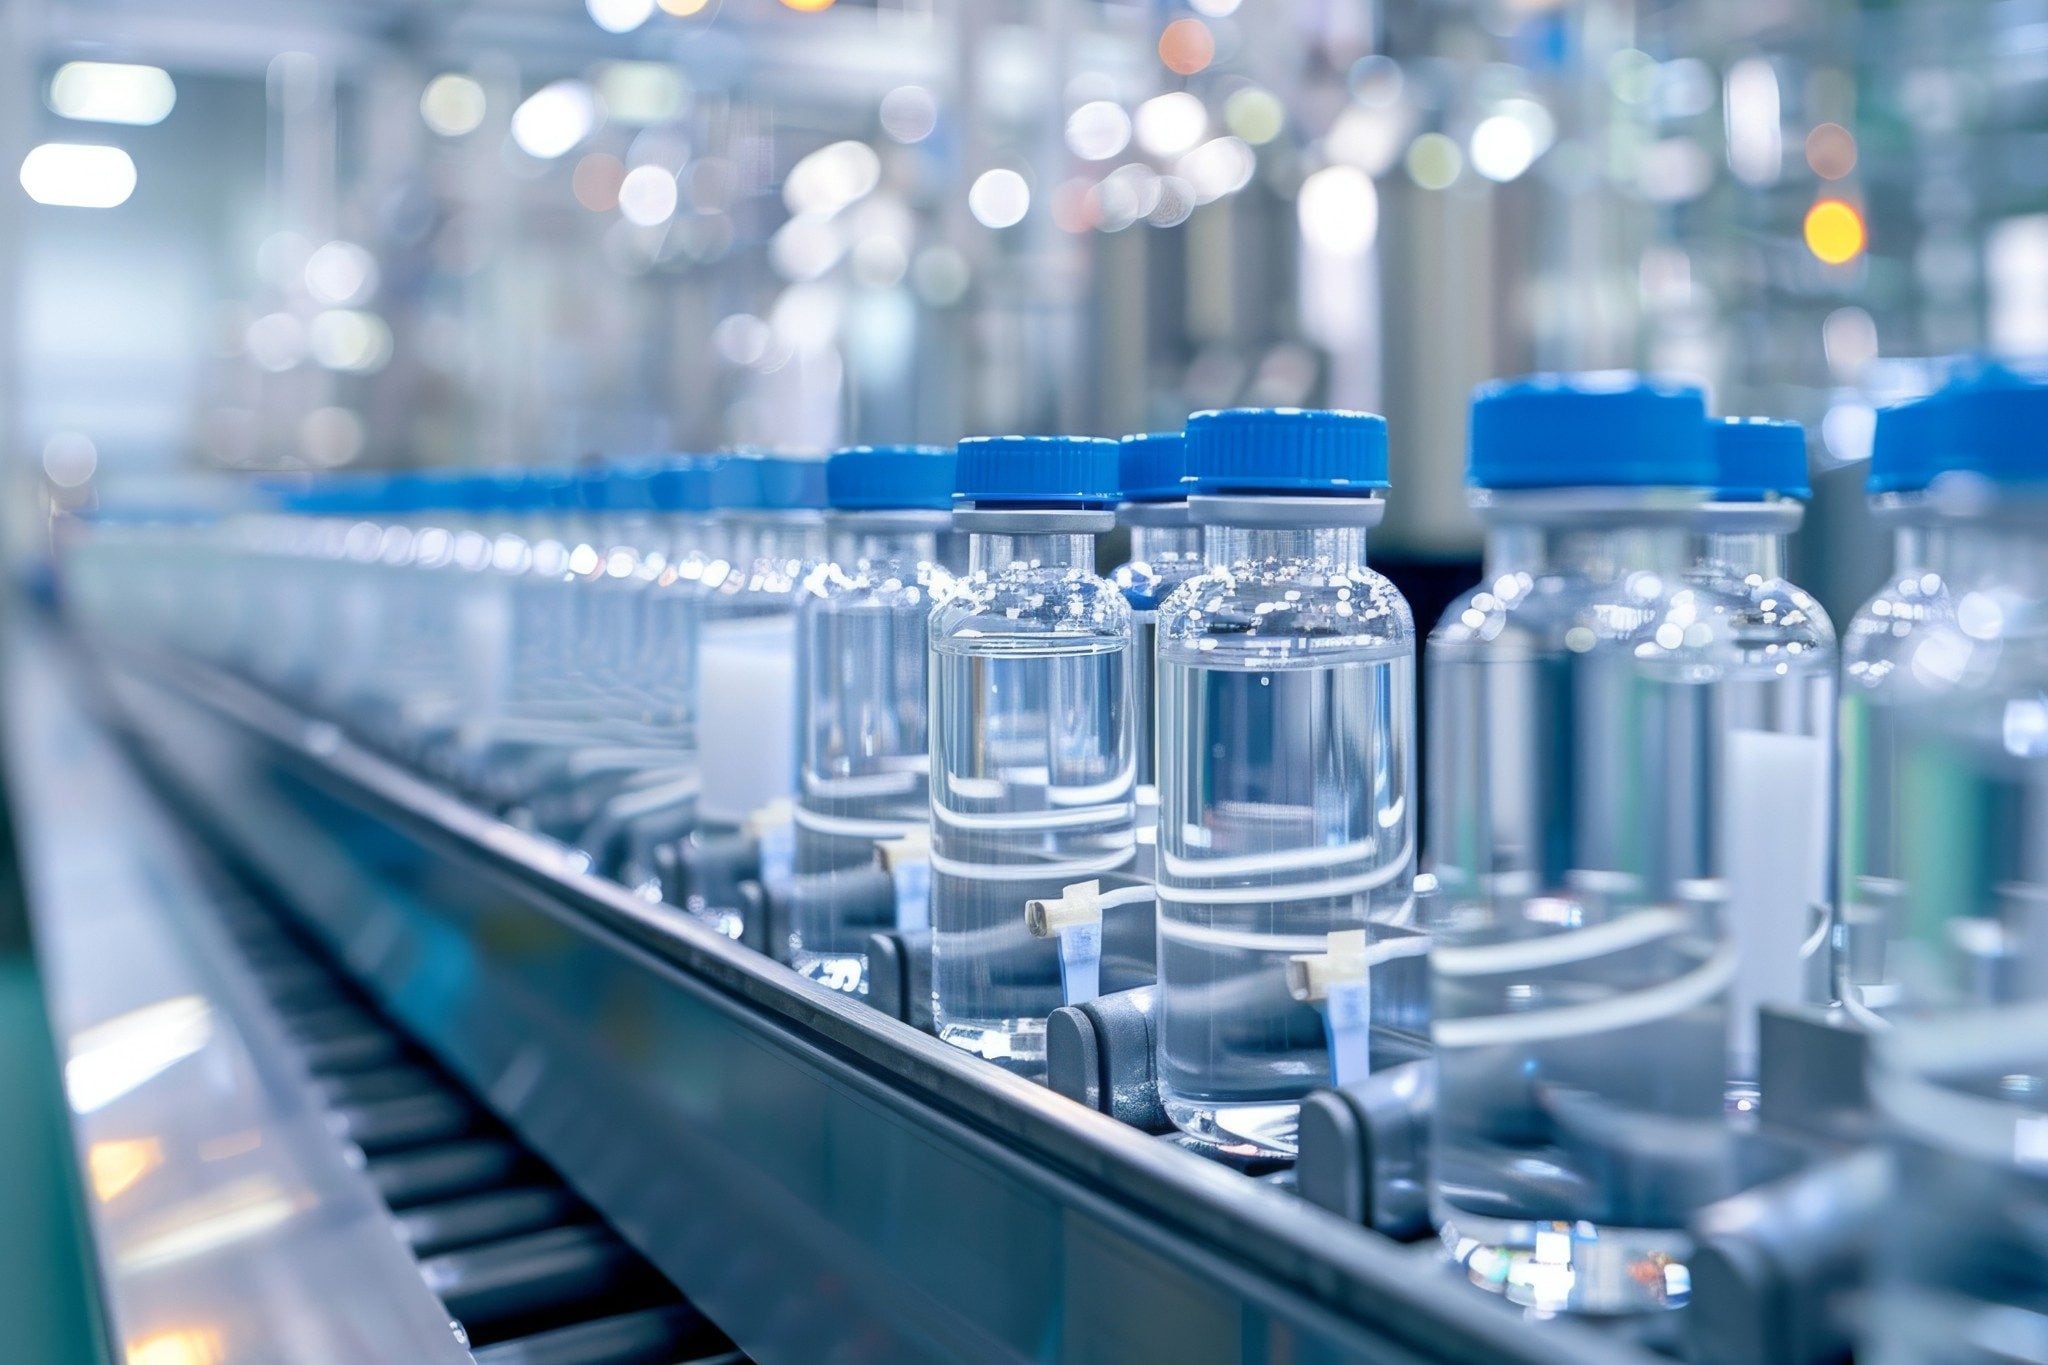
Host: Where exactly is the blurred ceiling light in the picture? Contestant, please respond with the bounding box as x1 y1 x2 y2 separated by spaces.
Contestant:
1654 58 1716 120
1148 175 1195 228
300 407 365 467
1178 136 1255 202
19 142 135 208
1096 162 1162 232
420 74 486 137
1066 101 1131 161
1326 105 1407 177
784 140 880 217
1190 0 1239 13
245 313 305 372
659 0 712 13
1607 48 1656 105
1470 114 1537 182
573 152 627 211
42 431 98 488
1404 132 1461 190
1805 122 1857 180
1804 197 1866 265
587 0 654 32
1134 91 1206 159
880 85 937 144
968 168 1030 229
304 240 377 306
1159 19 1216 76
88 1136 162 1203
771 214 844 280
1347 55 1402 109
911 245 970 305
126 1328 224 1365
1822 305 1879 381
1821 402 1876 464
66 996 211 1114
308 310 393 373
1638 137 1714 203
1224 87 1284 146
1725 57 1782 187
47 62 175 126
1297 163 1377 256
599 63 684 125
771 282 842 349
511 81 597 160
618 165 679 225
780 0 837 10
713 313 772 366
852 234 909 288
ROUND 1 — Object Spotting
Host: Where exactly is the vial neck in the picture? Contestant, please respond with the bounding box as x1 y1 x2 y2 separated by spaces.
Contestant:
969 532 1094 574
828 525 942 569
1700 531 1787 581
1130 523 1202 563
1483 522 1697 579
1207 524 1370 571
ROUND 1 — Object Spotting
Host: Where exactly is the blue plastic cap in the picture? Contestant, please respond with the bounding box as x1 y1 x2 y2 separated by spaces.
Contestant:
1468 372 1712 489
649 457 721 513
1871 359 2048 493
1185 409 1388 496
1711 418 1810 501
577 463 657 512
1117 432 1192 502
755 456 828 511
954 435 1121 506
827 445 956 510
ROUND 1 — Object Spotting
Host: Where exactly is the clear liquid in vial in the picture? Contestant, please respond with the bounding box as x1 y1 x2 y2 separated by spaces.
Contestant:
928 636 1135 1076
1155 648 1419 1156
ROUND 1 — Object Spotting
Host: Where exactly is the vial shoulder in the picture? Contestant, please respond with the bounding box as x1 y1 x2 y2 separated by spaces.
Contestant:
930 566 1131 642
1156 562 1414 651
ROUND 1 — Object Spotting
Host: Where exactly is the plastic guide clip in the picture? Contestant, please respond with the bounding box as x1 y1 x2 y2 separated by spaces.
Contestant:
745 798 797 895
1289 930 1371 1087
1025 879 1150 1006
876 826 931 933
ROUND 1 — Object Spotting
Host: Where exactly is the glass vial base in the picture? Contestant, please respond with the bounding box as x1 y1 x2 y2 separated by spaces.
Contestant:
937 1016 1046 1079
1162 1095 1302 1159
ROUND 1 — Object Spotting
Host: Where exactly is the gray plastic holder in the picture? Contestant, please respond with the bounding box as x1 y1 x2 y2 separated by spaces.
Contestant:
1686 1147 1890 1365
1294 1060 1434 1240
1756 1003 1874 1144
865 928 934 1033
1045 986 1172 1133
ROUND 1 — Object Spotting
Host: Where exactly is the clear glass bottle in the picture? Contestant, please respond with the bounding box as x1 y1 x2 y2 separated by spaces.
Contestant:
1153 408 1417 1157
1837 387 1961 1021
1688 418 1837 1094
788 445 957 993
1425 373 1739 1315
928 435 1134 1077
1862 365 2048 1361
687 455 826 935
1109 431 1201 865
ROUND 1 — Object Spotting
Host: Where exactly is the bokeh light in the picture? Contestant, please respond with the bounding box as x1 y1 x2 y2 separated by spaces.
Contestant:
19 143 135 208
420 74 486 137
880 86 937 143
968 169 1030 229
784 141 880 217
1066 101 1132 161
1224 88 1284 145
1469 114 1537 182
780 0 837 10
573 153 627 212
1804 197 1867 265
511 81 597 160
1404 132 1462 189
587 0 654 32
1805 123 1857 180
304 240 377 306
658 0 712 13
1159 19 1216 76
618 165 680 225
48 62 175 126
42 431 98 487
1297 164 1378 256
1135 92 1206 159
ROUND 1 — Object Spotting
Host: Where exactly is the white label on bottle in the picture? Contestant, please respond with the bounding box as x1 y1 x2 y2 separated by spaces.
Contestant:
698 615 798 824
1324 977 1372 1087
1722 729 1829 1071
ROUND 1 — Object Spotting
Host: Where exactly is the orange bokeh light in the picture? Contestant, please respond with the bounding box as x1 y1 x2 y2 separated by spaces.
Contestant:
1805 122 1857 180
1804 197 1866 265
780 0 836 10
1159 18 1215 76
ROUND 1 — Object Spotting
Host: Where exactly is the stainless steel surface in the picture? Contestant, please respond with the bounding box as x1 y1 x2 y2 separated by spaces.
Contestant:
1 633 471 1365
98 643 1654 1365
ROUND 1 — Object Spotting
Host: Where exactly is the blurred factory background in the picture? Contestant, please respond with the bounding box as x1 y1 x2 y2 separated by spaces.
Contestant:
3 0 2045 620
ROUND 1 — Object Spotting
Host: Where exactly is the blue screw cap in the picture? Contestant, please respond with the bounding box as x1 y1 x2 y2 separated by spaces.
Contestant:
954 435 1120 507
755 455 828 511
1118 431 1192 502
1186 409 1388 496
827 445 956 510
1468 372 1712 489
1871 359 2048 493
1711 418 1809 501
